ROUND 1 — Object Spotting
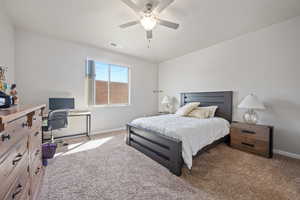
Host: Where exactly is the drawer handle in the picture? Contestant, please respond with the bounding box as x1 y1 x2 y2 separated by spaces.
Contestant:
12 153 23 165
33 117 37 121
22 122 28 128
241 142 255 148
35 149 40 156
35 167 41 175
34 131 40 136
12 184 23 199
1 133 10 141
241 130 256 134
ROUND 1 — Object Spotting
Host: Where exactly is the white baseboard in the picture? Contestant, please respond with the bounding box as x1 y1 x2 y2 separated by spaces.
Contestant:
274 149 300 159
91 127 126 135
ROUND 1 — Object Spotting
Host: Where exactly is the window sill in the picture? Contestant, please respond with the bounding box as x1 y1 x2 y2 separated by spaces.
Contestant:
89 104 131 108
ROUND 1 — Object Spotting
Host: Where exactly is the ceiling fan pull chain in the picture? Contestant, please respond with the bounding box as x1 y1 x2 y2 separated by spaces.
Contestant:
148 39 151 48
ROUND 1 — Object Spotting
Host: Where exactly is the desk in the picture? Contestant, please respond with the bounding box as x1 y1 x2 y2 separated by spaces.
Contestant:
42 110 91 142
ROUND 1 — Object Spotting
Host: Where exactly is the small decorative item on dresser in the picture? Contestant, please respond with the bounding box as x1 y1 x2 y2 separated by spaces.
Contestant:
0 91 12 108
238 94 265 124
0 66 8 93
10 84 19 105
230 121 273 158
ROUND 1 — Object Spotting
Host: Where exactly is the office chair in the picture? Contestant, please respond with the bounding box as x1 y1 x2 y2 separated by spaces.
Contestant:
46 110 69 144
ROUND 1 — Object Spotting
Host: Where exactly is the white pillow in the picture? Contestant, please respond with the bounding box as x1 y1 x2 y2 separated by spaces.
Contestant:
175 102 200 116
188 107 210 119
205 106 218 118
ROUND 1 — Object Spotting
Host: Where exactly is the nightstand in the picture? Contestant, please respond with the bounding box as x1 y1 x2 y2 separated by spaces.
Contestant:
230 122 274 158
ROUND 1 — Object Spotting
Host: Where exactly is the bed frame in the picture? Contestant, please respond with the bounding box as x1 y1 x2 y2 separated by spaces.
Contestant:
126 91 233 176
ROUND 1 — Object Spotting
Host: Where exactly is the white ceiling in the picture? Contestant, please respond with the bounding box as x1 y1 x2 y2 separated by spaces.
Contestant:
4 0 300 63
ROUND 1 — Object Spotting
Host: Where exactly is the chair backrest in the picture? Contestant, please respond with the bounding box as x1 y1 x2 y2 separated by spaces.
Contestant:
48 110 69 131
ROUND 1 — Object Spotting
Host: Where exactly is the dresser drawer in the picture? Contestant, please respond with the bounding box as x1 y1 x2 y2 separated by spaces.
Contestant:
0 137 28 182
231 123 269 141
231 137 269 157
0 139 29 200
0 117 29 158
4 170 29 200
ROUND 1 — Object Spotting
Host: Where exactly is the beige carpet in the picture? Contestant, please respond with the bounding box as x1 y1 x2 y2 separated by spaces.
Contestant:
39 132 300 200
181 143 300 200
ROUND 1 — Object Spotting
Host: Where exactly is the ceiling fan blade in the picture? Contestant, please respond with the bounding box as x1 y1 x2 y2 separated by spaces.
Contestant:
146 30 153 39
157 18 179 29
154 0 174 13
121 0 142 13
119 21 140 28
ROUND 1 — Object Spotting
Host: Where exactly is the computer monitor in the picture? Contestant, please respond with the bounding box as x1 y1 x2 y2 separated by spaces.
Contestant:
49 98 75 110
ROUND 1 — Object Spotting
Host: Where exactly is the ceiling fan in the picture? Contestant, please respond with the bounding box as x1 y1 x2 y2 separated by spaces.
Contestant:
119 0 179 40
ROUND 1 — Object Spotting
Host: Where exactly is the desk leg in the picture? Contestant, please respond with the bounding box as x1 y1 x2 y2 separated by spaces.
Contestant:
86 114 88 136
42 129 44 143
86 114 91 138
89 114 91 135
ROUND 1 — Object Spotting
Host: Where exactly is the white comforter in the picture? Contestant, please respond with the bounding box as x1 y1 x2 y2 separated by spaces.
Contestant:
131 114 230 169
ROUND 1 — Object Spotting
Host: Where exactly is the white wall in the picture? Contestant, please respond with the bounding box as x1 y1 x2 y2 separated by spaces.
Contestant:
15 29 158 135
0 3 14 83
159 16 300 156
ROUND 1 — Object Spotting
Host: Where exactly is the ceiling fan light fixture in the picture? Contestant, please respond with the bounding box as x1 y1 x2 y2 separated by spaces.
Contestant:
120 0 178 41
140 15 157 31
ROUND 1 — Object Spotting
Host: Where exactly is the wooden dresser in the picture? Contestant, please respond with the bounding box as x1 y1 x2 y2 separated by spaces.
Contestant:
230 122 273 158
0 105 45 200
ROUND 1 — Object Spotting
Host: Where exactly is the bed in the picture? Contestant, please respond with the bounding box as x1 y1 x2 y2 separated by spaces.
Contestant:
126 91 233 176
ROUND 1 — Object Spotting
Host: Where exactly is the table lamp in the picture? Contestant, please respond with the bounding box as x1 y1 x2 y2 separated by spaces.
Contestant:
238 94 265 124
161 96 172 113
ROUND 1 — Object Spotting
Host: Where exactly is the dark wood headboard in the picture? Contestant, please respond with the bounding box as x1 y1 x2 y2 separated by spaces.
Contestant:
180 91 233 122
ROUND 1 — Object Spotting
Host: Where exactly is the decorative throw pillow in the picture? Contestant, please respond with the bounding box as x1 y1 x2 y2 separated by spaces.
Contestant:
188 107 210 119
175 102 200 116
206 106 218 118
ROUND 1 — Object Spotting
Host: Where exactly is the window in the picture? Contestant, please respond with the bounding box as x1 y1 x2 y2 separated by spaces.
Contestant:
86 60 130 106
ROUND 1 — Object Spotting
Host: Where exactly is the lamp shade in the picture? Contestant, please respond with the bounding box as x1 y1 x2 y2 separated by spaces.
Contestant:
238 94 265 110
161 96 171 105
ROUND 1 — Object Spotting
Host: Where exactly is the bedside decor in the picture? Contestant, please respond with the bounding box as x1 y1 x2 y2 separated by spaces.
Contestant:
10 84 19 104
230 122 273 158
238 94 265 124
161 96 172 113
0 66 8 93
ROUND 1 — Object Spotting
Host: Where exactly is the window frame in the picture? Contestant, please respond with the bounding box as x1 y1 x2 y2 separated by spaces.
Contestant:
88 59 131 107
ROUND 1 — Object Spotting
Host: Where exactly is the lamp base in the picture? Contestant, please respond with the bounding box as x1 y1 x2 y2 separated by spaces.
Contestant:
163 104 170 114
243 109 259 124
